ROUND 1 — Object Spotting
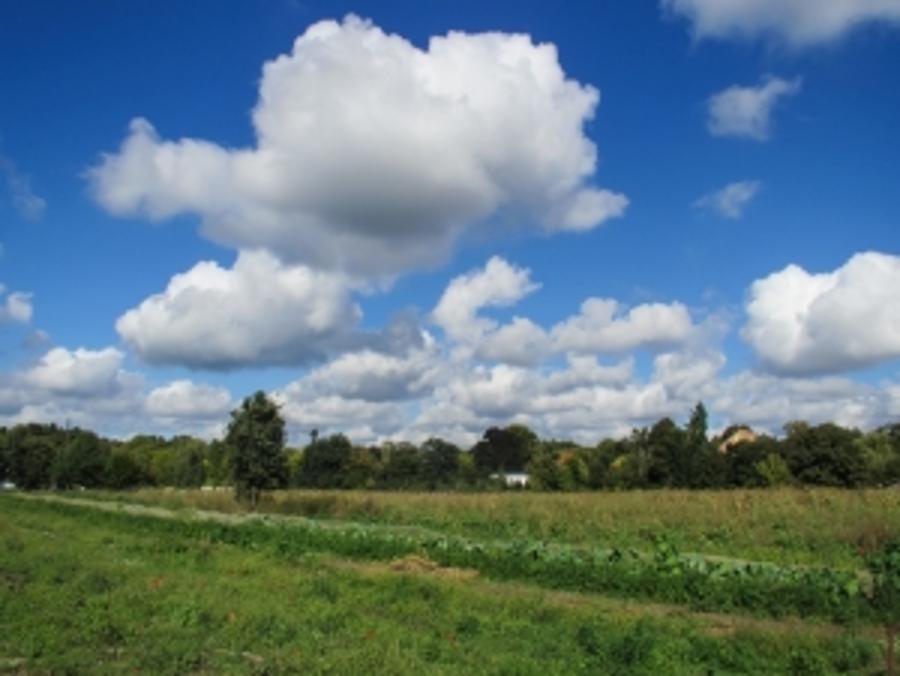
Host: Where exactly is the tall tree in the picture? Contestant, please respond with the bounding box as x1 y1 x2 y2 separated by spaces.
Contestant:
226 391 287 506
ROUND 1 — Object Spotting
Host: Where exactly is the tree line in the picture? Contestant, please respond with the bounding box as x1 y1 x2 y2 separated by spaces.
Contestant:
2 395 899 494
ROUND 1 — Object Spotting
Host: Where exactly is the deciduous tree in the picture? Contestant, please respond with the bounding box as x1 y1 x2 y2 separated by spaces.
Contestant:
226 391 287 506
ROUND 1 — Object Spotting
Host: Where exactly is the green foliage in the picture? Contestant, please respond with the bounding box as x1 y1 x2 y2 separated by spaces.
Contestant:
526 445 566 490
5 423 64 489
379 442 424 489
472 424 538 473
226 391 288 505
647 418 687 486
0 400 896 495
298 433 353 488
1 495 878 675
420 438 461 489
782 422 866 487
0 426 8 482
104 450 145 489
756 453 795 487
865 539 900 626
51 429 111 489
17 493 874 624
864 539 900 675
203 440 232 487
856 430 900 486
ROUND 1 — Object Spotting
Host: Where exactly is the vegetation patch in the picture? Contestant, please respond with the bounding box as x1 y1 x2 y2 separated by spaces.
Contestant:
0 495 882 674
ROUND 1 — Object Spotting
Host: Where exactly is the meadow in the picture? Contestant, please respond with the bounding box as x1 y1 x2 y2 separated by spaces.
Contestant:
3 488 898 672
87 486 900 568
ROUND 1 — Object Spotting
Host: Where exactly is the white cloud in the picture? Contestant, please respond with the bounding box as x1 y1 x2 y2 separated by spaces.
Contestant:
0 285 33 324
712 371 888 432
89 16 626 279
432 256 540 343
653 349 726 399
285 342 442 403
475 317 551 366
551 298 696 353
0 346 236 439
663 0 900 47
22 347 130 397
695 180 761 219
431 257 699 365
275 391 406 443
742 251 900 374
116 249 361 369
146 379 233 419
707 76 801 140
0 156 46 222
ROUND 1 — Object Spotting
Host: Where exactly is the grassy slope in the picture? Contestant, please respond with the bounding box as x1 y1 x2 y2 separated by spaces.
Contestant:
86 487 900 568
0 495 880 674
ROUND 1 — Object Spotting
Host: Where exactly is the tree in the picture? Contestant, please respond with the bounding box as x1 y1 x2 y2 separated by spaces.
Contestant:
105 449 146 489
646 418 685 487
684 402 721 488
856 430 900 486
226 391 287 507
0 427 9 484
51 429 110 489
6 423 64 489
471 425 538 474
379 442 423 489
781 421 865 487
298 433 352 488
420 438 461 488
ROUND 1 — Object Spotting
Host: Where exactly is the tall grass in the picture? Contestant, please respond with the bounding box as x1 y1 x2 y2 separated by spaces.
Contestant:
84 487 900 567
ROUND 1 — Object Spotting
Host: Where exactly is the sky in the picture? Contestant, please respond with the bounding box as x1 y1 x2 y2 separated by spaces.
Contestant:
1 0 899 446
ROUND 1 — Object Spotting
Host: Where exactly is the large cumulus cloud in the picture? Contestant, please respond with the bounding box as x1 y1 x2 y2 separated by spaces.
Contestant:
116 250 361 369
742 251 900 375
89 16 627 279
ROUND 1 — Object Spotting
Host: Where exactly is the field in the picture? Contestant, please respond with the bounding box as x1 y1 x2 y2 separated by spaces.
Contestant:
87 487 900 568
2 489 896 673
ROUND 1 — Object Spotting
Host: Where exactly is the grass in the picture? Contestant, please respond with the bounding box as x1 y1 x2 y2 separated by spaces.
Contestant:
0 495 881 674
84 486 900 568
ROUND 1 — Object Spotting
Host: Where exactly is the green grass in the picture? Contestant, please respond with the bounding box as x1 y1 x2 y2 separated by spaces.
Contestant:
85 487 900 568
0 495 883 674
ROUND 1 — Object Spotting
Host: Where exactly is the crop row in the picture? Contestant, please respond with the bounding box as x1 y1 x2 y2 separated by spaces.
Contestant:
13 497 872 623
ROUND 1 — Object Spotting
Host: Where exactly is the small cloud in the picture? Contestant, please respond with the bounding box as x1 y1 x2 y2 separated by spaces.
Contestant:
0 156 46 222
695 180 761 219
662 0 900 48
22 329 51 350
707 76 801 141
0 285 33 325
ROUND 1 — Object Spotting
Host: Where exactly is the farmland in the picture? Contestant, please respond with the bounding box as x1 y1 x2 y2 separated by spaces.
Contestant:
2 489 896 673
86 486 900 568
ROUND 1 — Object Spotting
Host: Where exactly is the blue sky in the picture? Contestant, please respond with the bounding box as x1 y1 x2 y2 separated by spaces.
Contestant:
1 0 898 444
